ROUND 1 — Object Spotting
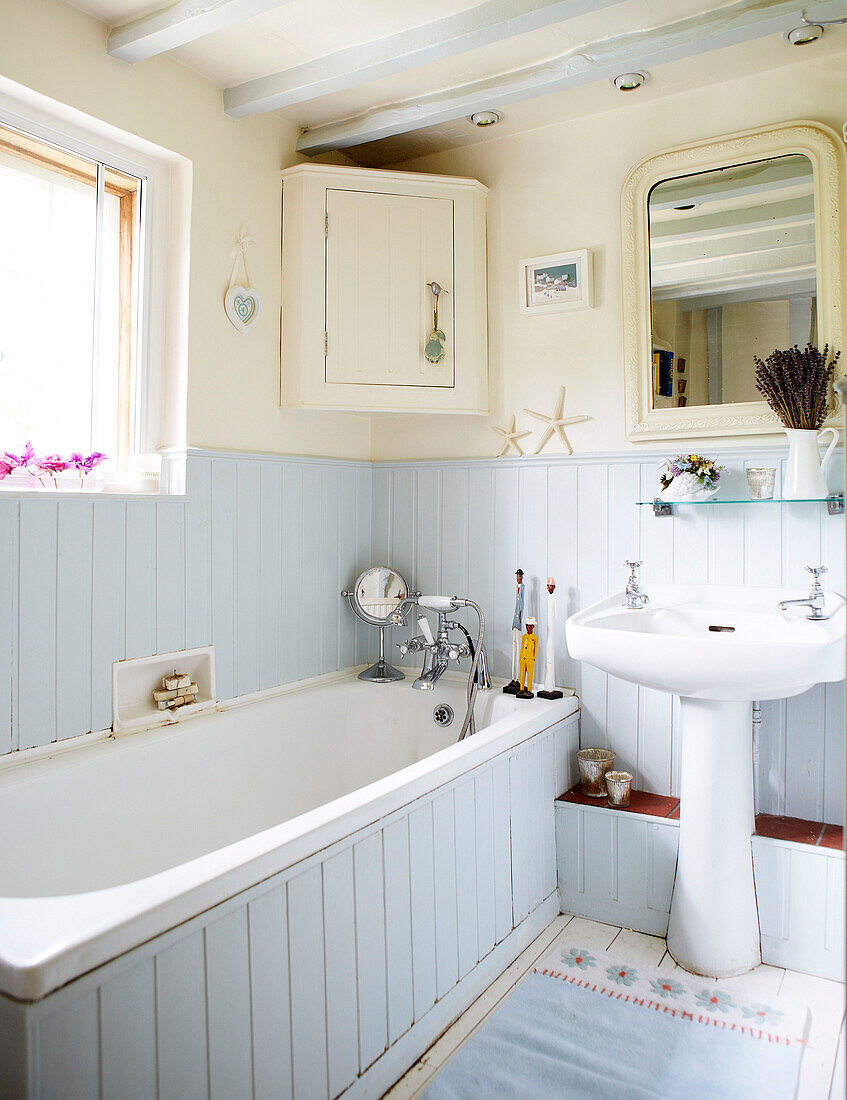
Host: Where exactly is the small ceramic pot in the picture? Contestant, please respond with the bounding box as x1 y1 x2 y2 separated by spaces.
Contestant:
606 771 633 808
660 471 718 502
577 748 616 798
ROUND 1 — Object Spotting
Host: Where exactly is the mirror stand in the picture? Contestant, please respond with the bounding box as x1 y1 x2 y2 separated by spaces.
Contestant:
358 625 404 684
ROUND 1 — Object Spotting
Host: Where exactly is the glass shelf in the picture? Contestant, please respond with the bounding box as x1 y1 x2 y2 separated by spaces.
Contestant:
639 494 844 517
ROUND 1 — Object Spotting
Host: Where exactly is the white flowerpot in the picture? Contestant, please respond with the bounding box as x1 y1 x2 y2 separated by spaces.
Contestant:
783 427 837 500
660 471 718 502
0 470 38 490
39 470 85 492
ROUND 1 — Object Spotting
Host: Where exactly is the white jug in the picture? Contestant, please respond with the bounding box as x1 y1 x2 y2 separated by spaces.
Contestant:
783 427 838 500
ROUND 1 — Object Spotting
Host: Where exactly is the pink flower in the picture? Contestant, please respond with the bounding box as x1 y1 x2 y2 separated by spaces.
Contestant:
3 442 34 469
0 461 12 481
34 454 69 473
82 452 106 473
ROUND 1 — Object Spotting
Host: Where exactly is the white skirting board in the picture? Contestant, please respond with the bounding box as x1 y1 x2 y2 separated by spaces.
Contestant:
555 800 845 981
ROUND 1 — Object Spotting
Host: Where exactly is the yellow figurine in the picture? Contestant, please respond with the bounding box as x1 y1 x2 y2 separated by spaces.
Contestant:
518 617 538 698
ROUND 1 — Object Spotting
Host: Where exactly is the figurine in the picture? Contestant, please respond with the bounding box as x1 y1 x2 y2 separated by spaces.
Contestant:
537 577 564 700
503 568 524 694
517 618 537 699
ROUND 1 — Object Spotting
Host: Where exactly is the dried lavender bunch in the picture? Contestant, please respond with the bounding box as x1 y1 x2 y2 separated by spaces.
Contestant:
754 343 840 431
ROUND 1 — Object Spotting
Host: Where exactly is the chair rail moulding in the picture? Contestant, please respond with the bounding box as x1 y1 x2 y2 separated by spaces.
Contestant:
621 120 845 442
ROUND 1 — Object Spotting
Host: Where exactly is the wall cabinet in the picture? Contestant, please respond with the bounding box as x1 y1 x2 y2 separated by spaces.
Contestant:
280 164 488 415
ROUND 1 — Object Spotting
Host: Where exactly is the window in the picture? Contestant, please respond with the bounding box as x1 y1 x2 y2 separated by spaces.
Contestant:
0 122 144 469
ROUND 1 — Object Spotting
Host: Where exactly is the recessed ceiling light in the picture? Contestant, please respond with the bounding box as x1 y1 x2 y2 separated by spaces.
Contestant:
786 23 824 44
613 72 647 91
467 110 502 127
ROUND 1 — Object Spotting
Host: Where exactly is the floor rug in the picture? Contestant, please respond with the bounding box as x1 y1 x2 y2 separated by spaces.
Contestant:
423 954 809 1099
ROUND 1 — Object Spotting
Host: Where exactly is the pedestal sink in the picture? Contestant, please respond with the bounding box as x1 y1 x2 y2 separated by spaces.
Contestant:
566 582 845 978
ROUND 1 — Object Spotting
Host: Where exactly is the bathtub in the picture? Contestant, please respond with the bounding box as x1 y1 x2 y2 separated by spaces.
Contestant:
0 669 579 1099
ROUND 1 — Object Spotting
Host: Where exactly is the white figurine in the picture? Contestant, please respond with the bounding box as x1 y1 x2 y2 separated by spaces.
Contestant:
538 576 563 700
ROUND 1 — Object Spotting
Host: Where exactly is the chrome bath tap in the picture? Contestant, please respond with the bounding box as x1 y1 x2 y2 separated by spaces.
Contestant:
777 565 830 620
398 610 468 689
623 560 649 609
397 602 492 693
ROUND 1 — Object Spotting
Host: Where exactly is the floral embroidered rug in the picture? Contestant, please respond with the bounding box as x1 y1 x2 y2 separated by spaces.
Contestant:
423 943 809 1099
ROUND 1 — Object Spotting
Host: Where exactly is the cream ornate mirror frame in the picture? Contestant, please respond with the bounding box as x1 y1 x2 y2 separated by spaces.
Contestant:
622 121 845 441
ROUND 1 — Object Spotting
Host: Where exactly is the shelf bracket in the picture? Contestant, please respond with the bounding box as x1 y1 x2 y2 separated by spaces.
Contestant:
827 495 844 516
652 498 674 517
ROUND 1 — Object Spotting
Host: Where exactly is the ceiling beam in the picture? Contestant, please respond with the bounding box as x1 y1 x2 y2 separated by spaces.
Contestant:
107 0 293 63
224 0 628 118
295 0 804 154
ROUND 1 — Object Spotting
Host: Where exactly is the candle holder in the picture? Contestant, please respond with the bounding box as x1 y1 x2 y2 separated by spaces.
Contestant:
605 771 633 808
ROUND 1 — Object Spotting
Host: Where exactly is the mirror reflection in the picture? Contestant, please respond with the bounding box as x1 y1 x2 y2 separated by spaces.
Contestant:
353 566 408 624
648 154 816 411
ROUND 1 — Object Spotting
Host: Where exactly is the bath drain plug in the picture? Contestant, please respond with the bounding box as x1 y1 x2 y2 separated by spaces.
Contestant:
433 704 454 727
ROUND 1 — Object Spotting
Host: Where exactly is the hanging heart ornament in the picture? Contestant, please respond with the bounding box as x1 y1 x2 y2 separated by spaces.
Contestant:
224 285 262 333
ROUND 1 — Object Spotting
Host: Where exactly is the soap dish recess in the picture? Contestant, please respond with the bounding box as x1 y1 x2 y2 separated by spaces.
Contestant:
112 646 216 734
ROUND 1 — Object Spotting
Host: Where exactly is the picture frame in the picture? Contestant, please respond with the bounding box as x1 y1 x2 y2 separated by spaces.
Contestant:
519 249 593 314
677 357 687 374
678 395 688 407
678 378 687 395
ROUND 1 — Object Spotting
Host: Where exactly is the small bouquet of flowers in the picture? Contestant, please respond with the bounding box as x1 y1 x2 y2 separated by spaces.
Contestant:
0 443 106 491
659 454 724 501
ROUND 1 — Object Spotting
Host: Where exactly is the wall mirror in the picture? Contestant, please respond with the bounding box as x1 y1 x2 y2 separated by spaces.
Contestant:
622 122 844 441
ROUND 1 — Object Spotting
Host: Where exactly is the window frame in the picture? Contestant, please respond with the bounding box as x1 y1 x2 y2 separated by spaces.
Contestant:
0 77 190 493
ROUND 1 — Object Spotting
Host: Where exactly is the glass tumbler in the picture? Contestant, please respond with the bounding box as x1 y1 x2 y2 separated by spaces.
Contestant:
746 467 776 500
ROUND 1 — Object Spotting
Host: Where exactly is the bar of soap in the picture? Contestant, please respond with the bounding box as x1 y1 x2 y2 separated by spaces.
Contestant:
163 673 192 691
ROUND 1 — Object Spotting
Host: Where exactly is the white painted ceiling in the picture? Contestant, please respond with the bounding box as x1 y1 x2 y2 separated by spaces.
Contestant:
63 0 847 165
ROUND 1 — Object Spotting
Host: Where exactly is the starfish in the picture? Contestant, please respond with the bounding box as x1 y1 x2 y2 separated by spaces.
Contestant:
492 415 532 457
524 386 591 455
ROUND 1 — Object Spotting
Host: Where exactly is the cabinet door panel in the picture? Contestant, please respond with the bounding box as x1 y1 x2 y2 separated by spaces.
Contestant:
326 189 454 388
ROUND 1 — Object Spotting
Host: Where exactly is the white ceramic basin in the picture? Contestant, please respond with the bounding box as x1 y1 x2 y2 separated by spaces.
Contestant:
566 581 846 979
566 583 845 701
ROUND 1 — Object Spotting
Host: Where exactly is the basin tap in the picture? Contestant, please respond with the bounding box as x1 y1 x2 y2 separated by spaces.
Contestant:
777 565 830 621
623 560 649 609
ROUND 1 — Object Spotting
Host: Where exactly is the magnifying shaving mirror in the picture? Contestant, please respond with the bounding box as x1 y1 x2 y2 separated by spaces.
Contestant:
342 566 416 683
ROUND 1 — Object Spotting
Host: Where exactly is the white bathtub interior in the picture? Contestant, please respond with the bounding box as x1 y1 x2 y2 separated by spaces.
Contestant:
0 676 539 899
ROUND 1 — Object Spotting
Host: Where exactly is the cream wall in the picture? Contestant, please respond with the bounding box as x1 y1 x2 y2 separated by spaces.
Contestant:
373 48 847 461
0 0 370 460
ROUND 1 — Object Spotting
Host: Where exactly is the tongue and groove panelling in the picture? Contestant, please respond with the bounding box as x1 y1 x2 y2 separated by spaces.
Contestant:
373 448 845 824
0 452 373 755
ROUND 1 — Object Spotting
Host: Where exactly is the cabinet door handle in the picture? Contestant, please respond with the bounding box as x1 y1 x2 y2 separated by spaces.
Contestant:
425 282 448 364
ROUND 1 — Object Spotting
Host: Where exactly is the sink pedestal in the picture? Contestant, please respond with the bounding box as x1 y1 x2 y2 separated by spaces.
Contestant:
667 698 761 978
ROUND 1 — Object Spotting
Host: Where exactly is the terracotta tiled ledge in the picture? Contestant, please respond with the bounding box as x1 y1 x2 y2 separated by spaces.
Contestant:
558 784 844 850
755 814 844 850
558 784 679 818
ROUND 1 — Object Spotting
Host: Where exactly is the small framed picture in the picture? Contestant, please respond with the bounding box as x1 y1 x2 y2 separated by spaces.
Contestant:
519 249 593 315
678 378 687 394
678 395 688 407
677 357 686 374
